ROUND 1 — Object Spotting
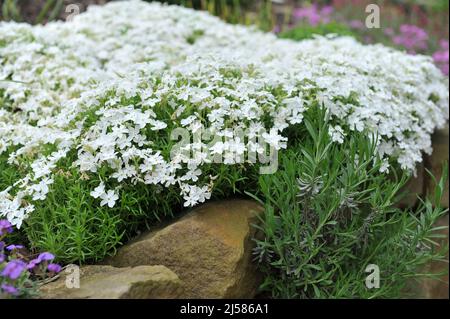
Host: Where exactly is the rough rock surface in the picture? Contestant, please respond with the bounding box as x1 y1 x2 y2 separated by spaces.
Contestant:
39 265 183 299
108 200 264 298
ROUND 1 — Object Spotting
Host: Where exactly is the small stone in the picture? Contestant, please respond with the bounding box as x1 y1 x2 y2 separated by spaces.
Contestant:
39 265 183 299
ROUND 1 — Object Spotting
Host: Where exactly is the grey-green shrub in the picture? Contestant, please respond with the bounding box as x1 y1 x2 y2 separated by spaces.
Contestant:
251 109 448 298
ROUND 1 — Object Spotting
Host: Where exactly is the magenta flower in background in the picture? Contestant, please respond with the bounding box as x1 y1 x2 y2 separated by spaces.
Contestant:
1 284 19 296
433 39 449 76
1 260 26 280
293 4 333 26
392 24 429 54
320 5 334 17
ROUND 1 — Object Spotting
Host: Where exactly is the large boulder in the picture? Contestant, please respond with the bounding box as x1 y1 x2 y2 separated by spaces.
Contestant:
39 265 183 299
108 200 264 298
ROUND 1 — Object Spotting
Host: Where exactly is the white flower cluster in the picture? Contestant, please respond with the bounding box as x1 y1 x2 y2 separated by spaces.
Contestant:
0 0 448 227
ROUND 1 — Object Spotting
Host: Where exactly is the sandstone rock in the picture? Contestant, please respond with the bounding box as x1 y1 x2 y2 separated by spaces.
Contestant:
108 200 264 299
39 265 183 299
425 124 449 208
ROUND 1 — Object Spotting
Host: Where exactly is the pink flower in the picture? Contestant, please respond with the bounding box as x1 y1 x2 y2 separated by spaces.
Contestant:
439 40 449 50
391 24 429 54
433 47 449 76
320 5 334 16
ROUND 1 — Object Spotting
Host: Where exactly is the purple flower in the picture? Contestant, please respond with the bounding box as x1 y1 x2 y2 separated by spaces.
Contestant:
1 260 26 280
27 258 40 270
0 241 5 251
0 220 13 236
272 25 281 34
37 252 55 262
6 244 24 251
1 284 18 296
26 252 56 270
47 263 62 273
0 253 4 263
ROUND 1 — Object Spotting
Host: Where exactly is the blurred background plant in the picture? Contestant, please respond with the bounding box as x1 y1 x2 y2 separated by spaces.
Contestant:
1 0 448 75
0 0 106 24
271 0 449 75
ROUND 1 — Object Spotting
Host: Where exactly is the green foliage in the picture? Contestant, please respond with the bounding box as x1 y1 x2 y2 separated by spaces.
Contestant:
186 29 205 44
1 0 21 21
0 0 273 30
408 0 449 11
154 0 272 28
279 22 356 41
0 0 64 24
19 163 261 264
20 154 265 264
22 158 184 264
250 108 448 298
0 1 447 298
0 82 263 264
